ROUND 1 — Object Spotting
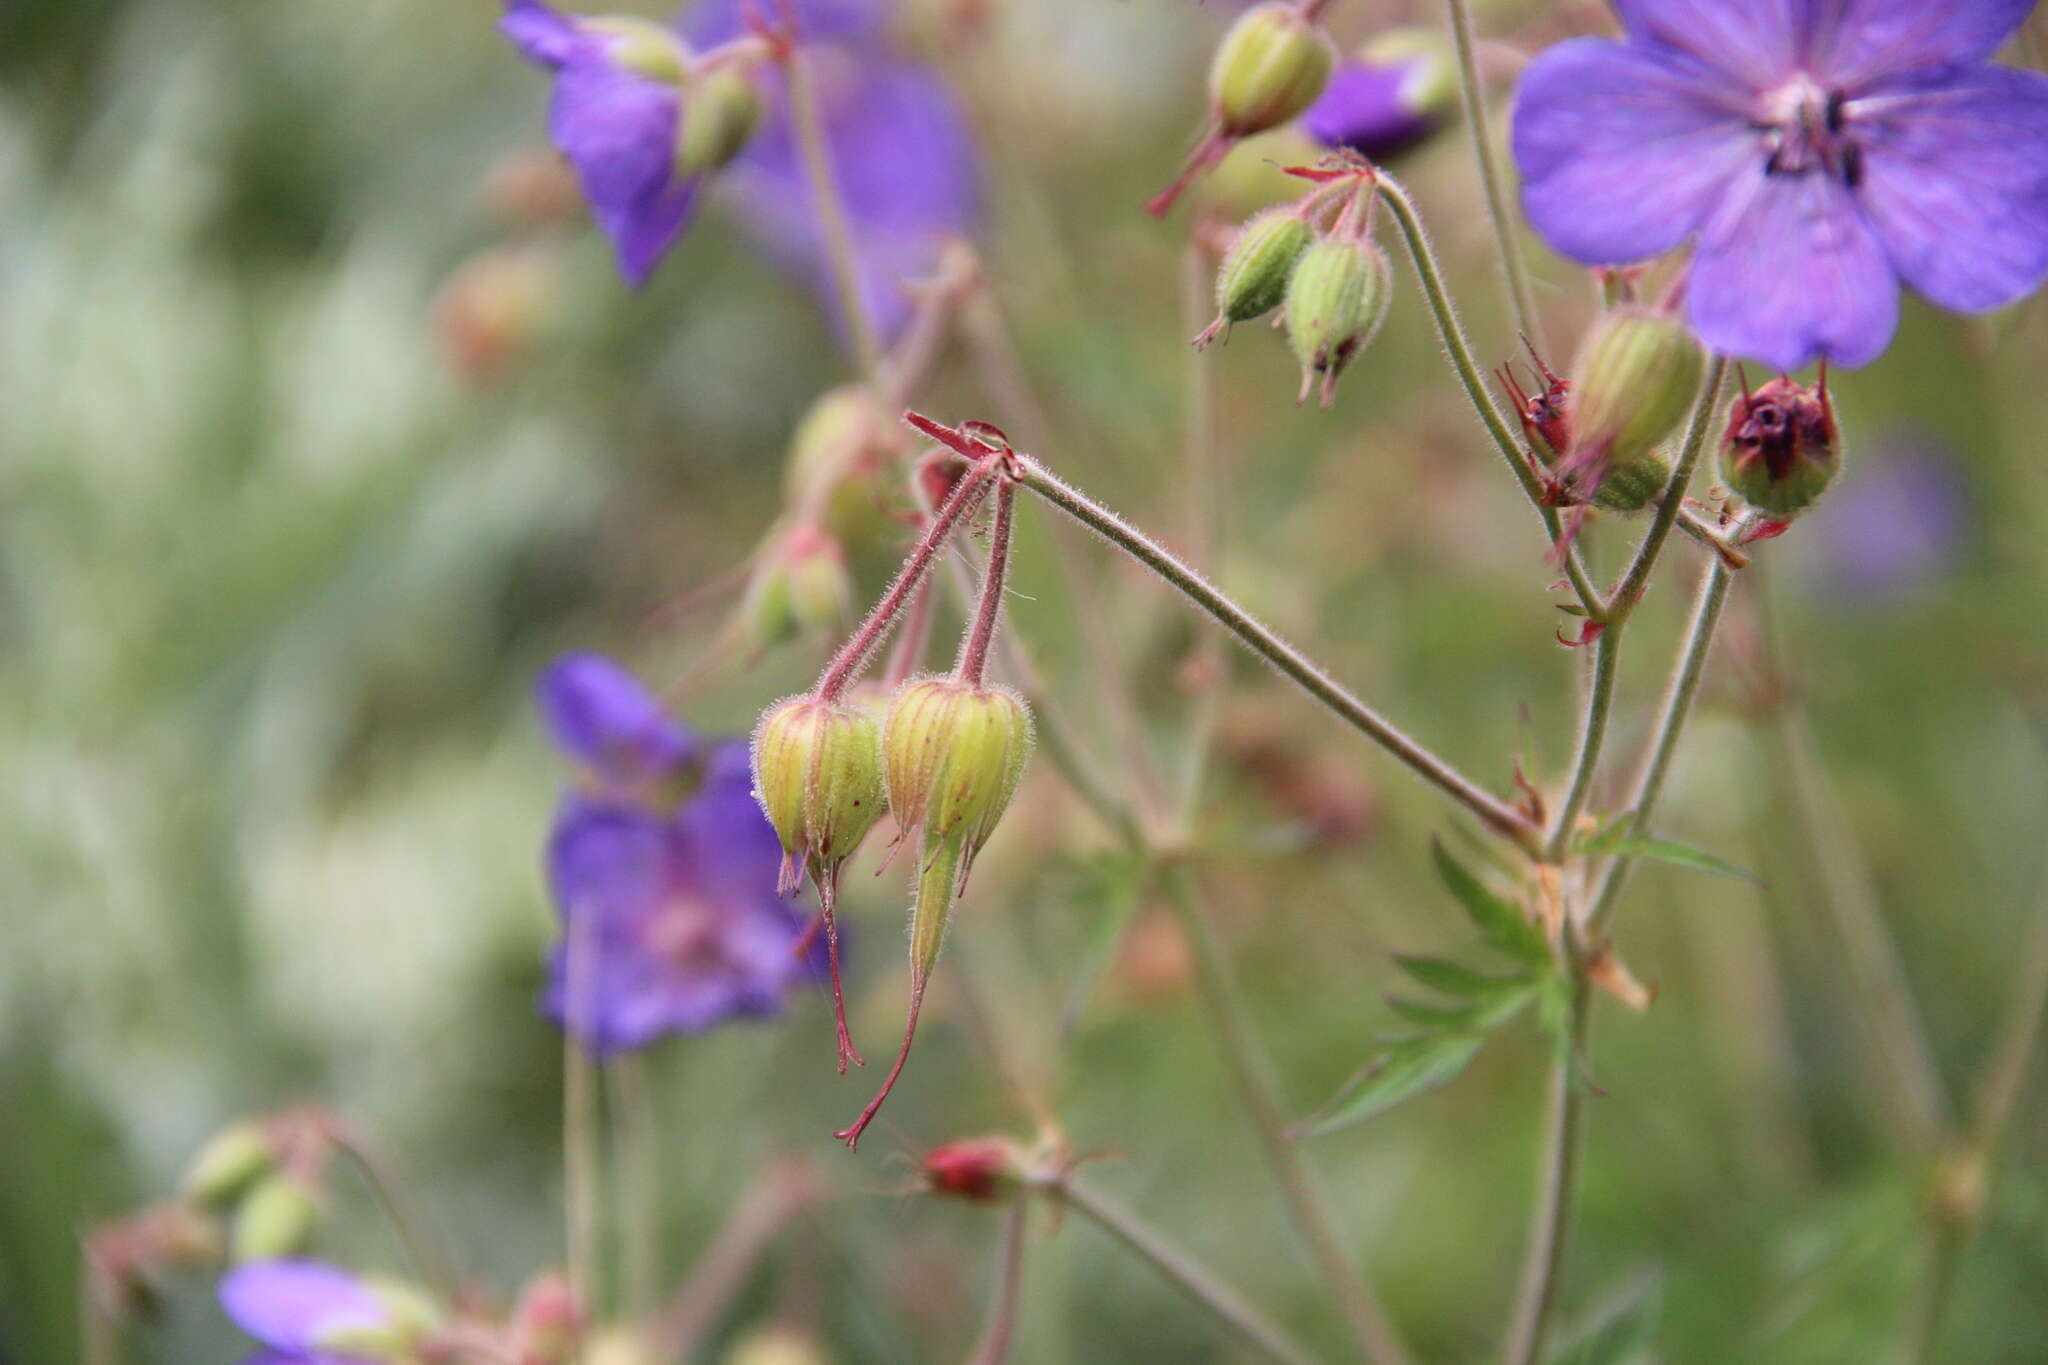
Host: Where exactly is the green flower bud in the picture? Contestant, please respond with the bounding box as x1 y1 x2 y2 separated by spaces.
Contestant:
1721 376 1842 518
584 17 690 83
1284 236 1392 408
230 1176 318 1262
752 695 886 890
883 678 1033 866
1197 207 1315 348
783 385 899 546
676 65 762 178
180 1121 274 1208
1590 449 1673 513
739 525 851 650
1209 3 1336 138
1566 307 1705 466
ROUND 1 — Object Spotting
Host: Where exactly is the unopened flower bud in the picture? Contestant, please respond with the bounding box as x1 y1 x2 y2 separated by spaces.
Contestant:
920 1137 1026 1202
1284 236 1392 408
1589 449 1673 513
884 679 1032 867
180 1121 274 1208
1566 307 1705 466
676 65 762 178
784 385 899 546
1304 28 1458 159
431 245 558 388
230 1176 319 1262
1721 375 1842 518
584 16 690 83
1210 3 1336 138
752 695 886 891
740 525 852 649
1197 207 1315 348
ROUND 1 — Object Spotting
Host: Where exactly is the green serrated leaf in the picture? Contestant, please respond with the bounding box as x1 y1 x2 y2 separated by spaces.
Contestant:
1580 830 1760 884
1294 1034 1485 1138
1396 954 1531 1001
1057 854 1150 1035
1431 838 1551 967
1388 980 1540 1033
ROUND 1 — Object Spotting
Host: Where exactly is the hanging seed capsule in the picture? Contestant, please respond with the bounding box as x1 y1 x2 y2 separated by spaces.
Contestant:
230 1175 319 1262
180 1121 275 1208
675 64 762 178
1196 207 1315 348
883 679 1033 870
1721 375 1842 518
783 386 899 547
751 696 886 894
1284 236 1393 408
738 525 851 650
1210 3 1337 138
1566 307 1705 467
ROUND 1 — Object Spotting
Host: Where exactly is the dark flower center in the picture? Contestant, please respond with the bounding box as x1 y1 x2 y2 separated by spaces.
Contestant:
1759 75 1863 189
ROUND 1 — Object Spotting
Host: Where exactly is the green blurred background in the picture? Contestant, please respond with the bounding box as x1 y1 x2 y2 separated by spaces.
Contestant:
4 0 2047 1361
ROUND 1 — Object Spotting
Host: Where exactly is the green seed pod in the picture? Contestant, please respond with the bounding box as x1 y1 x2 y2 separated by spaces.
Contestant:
883 678 1033 864
180 1121 274 1208
738 525 850 649
583 17 690 83
675 65 762 178
1209 3 1336 138
1721 376 1842 518
1591 449 1673 513
751 695 886 890
1566 307 1705 466
230 1175 318 1262
783 385 898 546
1200 208 1315 346
1284 236 1393 408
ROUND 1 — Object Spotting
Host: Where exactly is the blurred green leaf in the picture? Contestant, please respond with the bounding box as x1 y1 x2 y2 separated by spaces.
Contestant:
1431 836 1551 966
1579 830 1761 884
1294 1033 1485 1138
1395 955 1532 1001
1387 979 1539 1033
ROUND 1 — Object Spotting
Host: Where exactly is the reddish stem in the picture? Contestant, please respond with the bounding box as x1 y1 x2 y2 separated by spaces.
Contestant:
815 457 998 702
818 878 863 1072
1145 130 1230 219
955 480 1016 687
834 974 927 1150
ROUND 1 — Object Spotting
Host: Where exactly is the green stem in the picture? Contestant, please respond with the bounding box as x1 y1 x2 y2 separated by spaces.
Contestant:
966 1201 1030 1365
1499 980 1591 1365
1604 358 1728 622
1543 627 1622 859
1161 864 1417 1365
607 1054 661 1326
1051 1176 1330 1365
1442 0 1541 345
324 1124 462 1307
1015 456 1541 849
1373 175 1601 618
1893 1223 1967 1365
783 43 884 383
563 910 603 1317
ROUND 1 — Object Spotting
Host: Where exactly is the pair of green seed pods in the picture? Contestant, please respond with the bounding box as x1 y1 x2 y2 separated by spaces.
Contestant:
1208 208 1395 408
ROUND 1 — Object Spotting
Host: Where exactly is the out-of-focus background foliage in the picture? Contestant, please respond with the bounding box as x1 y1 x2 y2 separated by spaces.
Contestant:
5 0 2047 1361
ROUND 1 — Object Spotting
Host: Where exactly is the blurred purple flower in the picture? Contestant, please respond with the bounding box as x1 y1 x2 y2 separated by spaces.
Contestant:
536 654 816 1056
219 1261 386 1365
1512 0 2048 370
501 1 702 286
536 651 696 789
1303 33 1455 160
1804 437 1970 601
502 0 978 339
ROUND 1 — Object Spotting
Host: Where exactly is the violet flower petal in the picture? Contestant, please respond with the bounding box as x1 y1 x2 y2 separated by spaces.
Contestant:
546 55 696 287
1303 60 1438 159
1810 0 2037 88
1615 0 1801 85
500 0 587 69
535 653 695 783
1688 166 1900 369
218 1262 384 1356
1855 63 2048 312
1513 37 1755 264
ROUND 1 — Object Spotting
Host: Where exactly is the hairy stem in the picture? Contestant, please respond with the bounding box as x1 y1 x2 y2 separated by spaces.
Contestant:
1051 1176 1330 1365
1500 980 1591 1365
1162 864 1417 1365
1442 0 1541 344
1543 627 1622 860
1605 357 1728 621
956 480 1017 686
1015 456 1540 848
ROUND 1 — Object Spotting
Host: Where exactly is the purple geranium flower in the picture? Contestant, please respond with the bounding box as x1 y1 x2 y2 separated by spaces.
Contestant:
502 0 978 338
1512 0 2048 370
537 655 817 1056
219 1261 389 1365
1304 32 1456 160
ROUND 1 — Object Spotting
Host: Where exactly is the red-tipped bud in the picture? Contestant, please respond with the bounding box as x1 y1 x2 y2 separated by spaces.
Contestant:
920 1137 1026 1202
1721 375 1842 518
